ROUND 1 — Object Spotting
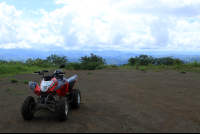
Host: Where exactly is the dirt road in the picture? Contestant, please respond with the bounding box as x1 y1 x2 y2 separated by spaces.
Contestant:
0 69 200 133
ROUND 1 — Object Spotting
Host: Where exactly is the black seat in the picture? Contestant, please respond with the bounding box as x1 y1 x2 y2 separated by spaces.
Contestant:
44 75 52 81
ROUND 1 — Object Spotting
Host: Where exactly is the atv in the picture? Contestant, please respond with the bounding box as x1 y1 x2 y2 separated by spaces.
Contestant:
21 64 81 121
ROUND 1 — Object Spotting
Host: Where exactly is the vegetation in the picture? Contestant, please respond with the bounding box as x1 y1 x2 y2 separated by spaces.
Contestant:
87 72 93 75
10 78 19 83
5 88 11 91
128 54 184 66
0 53 200 77
22 80 29 84
79 53 106 70
139 66 146 71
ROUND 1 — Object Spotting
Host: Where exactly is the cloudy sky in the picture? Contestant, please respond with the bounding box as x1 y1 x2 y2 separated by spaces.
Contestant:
1 0 200 52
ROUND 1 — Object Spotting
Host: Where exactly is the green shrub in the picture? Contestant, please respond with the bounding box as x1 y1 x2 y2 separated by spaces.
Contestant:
10 78 18 83
22 80 29 84
180 71 186 74
174 59 183 65
110 64 117 68
174 64 180 70
79 53 106 70
65 62 83 70
95 65 104 70
83 62 103 70
135 62 139 70
87 72 93 75
5 88 11 91
193 61 198 67
128 57 135 66
139 66 146 71
161 63 164 68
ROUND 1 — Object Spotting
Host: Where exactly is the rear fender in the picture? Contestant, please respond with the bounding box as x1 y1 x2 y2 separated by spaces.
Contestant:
67 75 77 92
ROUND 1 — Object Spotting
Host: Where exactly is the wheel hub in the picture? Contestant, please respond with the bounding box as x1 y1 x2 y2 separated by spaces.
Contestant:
78 94 80 104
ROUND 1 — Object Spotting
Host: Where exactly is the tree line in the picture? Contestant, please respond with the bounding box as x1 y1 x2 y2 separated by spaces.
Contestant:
0 53 188 70
128 54 185 66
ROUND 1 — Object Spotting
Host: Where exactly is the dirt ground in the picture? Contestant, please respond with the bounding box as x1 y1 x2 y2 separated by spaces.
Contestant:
0 69 200 133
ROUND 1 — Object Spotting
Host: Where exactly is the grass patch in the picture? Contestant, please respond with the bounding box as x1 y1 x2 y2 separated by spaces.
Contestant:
88 129 92 133
180 71 186 74
87 72 93 75
22 80 29 84
139 66 146 71
135 62 139 70
10 78 19 83
0 65 59 78
14 91 21 95
5 88 11 91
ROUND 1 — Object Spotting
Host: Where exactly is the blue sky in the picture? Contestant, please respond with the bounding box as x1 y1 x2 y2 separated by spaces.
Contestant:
0 0 200 53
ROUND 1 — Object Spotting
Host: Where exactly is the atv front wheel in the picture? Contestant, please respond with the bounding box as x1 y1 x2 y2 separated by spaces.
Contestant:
56 97 69 121
21 96 35 120
69 89 81 109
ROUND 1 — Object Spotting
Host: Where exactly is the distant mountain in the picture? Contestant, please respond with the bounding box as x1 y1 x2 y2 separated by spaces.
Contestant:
0 49 200 65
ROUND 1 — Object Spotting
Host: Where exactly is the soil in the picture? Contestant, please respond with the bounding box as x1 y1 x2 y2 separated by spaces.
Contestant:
0 69 200 133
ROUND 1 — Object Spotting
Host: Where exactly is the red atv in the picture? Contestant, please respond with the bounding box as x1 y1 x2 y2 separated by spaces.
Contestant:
21 64 81 121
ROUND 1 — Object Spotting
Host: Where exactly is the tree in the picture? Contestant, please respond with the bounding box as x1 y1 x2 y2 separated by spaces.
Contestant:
79 53 106 70
128 57 135 66
46 54 68 65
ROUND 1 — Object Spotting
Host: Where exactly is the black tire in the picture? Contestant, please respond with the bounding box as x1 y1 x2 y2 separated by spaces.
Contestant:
21 96 35 120
56 97 69 121
69 89 81 109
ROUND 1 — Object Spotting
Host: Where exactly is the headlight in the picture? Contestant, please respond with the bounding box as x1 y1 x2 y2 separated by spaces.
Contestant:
41 80 53 92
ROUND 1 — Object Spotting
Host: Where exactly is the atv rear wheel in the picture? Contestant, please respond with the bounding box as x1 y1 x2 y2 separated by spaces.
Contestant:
56 97 69 121
21 96 35 120
69 89 81 109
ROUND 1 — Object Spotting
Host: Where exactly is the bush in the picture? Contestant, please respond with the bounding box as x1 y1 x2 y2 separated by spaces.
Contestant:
139 66 146 71
65 62 83 70
128 58 135 66
95 65 104 70
193 61 198 67
128 55 176 66
22 80 29 84
174 59 183 65
79 53 106 70
10 78 18 83
180 71 186 74
135 62 139 70
85 62 99 70
174 64 180 70
46 54 68 66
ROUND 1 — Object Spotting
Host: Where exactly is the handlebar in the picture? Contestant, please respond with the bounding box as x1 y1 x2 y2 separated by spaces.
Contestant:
33 70 65 76
34 71 39 73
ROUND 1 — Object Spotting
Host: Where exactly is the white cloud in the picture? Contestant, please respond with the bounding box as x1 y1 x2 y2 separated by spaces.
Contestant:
28 10 38 14
1 0 200 51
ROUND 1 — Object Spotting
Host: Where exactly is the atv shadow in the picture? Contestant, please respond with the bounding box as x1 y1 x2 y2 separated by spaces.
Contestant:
32 108 73 122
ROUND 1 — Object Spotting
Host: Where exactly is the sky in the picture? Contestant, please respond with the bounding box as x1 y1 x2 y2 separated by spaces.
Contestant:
0 0 200 52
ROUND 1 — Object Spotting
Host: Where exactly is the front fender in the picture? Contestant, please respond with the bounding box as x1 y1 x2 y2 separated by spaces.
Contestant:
29 82 38 91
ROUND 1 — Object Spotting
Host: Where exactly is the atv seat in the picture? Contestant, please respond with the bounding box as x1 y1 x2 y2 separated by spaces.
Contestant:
57 78 67 85
66 75 77 83
53 75 77 92
44 75 52 81
66 75 77 91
